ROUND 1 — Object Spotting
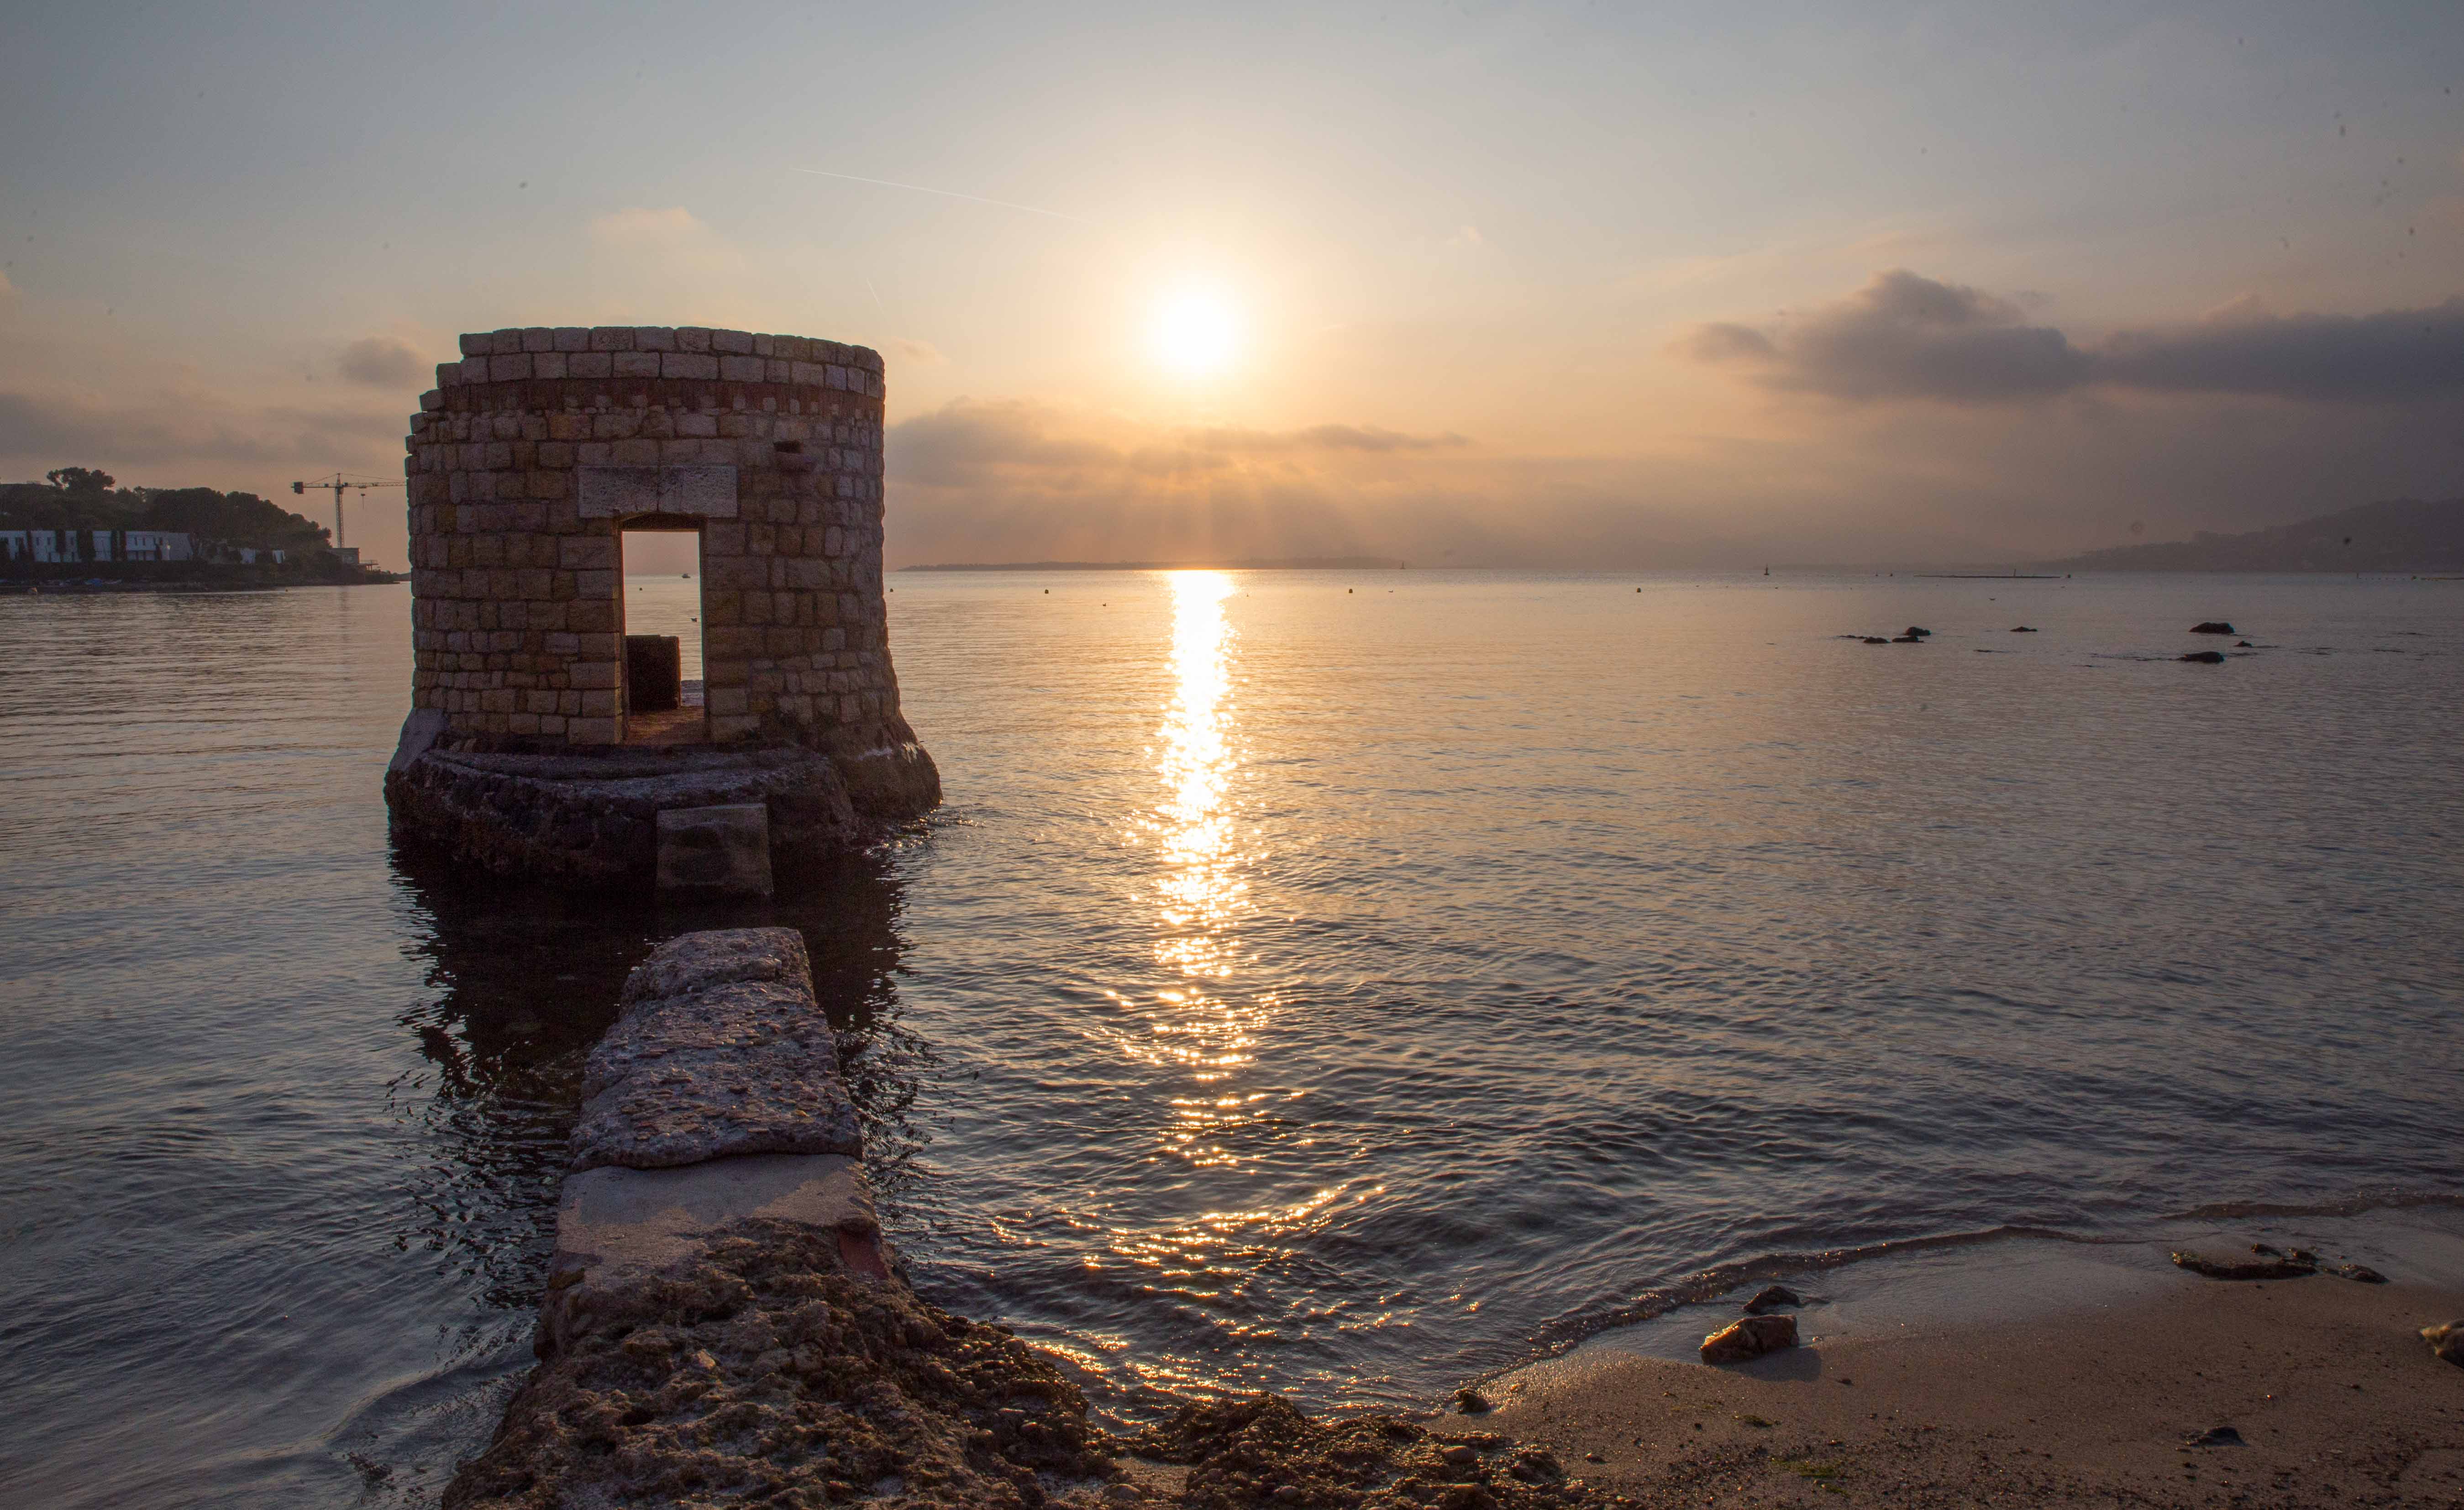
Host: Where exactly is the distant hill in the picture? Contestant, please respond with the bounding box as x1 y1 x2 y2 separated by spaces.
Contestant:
0 471 333 553
2049 497 2464 573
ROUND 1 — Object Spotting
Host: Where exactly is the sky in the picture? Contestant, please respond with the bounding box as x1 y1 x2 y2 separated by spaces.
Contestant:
2 0 2459 569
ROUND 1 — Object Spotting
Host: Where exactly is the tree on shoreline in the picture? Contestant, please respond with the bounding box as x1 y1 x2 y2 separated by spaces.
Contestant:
1 468 333 554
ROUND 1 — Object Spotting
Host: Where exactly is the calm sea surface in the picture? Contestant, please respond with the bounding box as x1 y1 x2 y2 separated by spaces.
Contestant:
1 571 2459 1505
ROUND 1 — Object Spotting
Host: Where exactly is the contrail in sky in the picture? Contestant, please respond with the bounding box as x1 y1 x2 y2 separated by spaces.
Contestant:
792 168 1086 222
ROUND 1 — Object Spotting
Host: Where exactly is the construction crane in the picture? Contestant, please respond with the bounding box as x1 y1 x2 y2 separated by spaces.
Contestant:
291 472 403 549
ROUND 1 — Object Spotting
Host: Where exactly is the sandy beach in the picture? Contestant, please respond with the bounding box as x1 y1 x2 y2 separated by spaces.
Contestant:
1469 1258 2464 1507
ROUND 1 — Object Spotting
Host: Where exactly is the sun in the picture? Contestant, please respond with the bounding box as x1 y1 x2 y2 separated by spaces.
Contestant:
1149 283 1242 378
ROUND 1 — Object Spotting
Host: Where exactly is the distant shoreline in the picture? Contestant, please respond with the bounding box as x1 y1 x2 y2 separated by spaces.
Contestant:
899 556 1407 572
0 571 400 593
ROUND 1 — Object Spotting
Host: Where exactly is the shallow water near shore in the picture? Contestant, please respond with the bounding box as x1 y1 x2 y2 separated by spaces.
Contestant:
0 570 2459 1505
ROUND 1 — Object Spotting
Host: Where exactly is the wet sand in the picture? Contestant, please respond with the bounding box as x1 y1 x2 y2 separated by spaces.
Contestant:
1472 1267 2464 1507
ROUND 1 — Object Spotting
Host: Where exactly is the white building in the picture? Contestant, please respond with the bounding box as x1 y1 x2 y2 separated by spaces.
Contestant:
114 531 194 562
0 529 194 564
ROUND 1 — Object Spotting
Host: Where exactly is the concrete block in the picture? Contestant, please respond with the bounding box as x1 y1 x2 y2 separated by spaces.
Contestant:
458 332 490 357
589 326 635 351
612 350 660 379
719 354 764 382
675 326 713 353
710 328 753 355
553 326 589 353
522 326 555 353
662 352 720 380
634 326 677 353
653 803 774 900
576 463 739 519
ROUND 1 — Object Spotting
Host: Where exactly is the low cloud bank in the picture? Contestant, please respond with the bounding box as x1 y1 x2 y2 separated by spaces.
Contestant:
1682 269 2464 404
337 336 426 389
0 387 402 473
884 400 1477 564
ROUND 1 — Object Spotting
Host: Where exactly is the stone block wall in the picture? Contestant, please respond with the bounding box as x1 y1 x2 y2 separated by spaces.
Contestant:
403 326 912 753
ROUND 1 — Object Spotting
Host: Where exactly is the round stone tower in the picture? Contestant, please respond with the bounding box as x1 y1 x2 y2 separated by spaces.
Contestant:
385 325 938 889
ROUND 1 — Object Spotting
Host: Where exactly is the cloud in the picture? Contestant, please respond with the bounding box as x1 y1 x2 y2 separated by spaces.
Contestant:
2098 299 2464 401
1680 269 2464 404
892 337 947 365
588 206 709 243
1681 270 2090 401
0 387 401 475
336 335 424 388
883 400 1484 565
889 400 1470 489
1187 424 1471 454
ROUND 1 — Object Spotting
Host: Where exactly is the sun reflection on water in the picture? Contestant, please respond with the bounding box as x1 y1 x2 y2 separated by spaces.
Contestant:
1089 571 1389 1400
1154 571 1245 984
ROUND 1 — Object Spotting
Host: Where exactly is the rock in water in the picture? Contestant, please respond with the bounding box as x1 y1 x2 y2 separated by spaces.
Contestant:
1862 636 1890 645
2334 1263 2388 1284
1892 634 1925 643
1904 626 1932 637
2011 625 2038 632
2183 1426 2245 1447
1701 1314 1797 1363
2171 1250 2317 1280
2423 1321 2464 1367
2190 621 2237 634
1743 1284 1804 1315
2180 650 2226 663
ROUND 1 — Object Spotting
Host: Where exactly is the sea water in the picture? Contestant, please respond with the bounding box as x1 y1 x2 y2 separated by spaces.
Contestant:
0 571 2457 1505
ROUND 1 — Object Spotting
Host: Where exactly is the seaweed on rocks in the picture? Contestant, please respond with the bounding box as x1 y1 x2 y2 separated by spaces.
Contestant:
1122 1394 1639 1510
444 1222 1113 1510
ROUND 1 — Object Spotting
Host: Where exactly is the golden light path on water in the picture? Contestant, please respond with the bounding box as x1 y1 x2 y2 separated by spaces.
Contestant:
1081 572 1365 1396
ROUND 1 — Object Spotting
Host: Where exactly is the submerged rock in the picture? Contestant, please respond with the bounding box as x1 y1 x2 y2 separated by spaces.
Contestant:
2170 1250 2317 1281
1701 1314 1798 1363
1862 636 1890 645
1892 635 1925 643
1903 626 1932 637
2335 1263 2388 1284
2179 650 2226 663
2010 625 2038 632
2190 621 2237 635
1742 1284 1804 1315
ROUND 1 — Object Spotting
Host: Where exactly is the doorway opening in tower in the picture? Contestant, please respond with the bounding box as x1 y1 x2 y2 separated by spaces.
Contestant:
620 523 707 746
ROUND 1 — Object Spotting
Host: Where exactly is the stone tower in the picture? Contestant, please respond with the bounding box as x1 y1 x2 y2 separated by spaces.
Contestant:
385 325 937 889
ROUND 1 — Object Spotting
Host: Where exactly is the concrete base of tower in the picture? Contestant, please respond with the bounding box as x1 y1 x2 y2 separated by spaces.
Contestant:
383 721 939 889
